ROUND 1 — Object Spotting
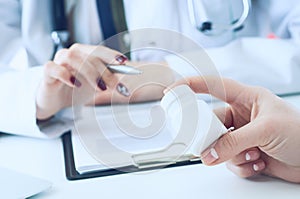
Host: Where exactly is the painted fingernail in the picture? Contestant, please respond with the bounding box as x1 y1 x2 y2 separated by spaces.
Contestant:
253 164 259 171
202 148 219 165
97 77 107 90
245 152 251 161
117 83 130 97
70 76 81 87
115 55 128 64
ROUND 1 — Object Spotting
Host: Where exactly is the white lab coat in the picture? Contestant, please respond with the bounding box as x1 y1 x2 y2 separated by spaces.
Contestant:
1 0 300 138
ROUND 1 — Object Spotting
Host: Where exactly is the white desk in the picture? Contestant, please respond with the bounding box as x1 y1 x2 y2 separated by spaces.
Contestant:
0 95 300 199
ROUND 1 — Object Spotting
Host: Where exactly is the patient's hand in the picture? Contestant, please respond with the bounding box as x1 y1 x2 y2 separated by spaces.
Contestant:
168 76 300 183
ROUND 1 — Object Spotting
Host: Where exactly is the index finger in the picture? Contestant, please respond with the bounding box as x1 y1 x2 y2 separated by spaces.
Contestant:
166 76 248 104
70 44 128 65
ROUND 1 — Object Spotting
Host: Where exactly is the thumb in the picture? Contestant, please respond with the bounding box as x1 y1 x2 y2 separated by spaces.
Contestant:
200 121 262 166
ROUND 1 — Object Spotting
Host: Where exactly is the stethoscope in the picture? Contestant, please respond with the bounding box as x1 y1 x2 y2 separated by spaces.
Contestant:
50 0 122 60
188 0 251 36
50 0 70 60
50 0 251 59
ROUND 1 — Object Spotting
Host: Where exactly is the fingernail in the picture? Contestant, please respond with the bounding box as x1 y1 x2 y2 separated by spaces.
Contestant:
253 164 259 171
97 77 107 90
115 55 128 64
210 148 219 159
163 88 169 94
201 148 219 165
245 152 251 161
70 76 81 87
117 83 130 97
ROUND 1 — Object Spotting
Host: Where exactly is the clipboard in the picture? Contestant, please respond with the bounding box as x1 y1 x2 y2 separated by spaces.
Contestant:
61 85 228 181
61 131 202 181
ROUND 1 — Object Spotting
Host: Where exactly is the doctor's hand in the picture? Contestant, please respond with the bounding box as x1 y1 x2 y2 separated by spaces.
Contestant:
168 76 300 183
92 61 174 104
36 44 130 120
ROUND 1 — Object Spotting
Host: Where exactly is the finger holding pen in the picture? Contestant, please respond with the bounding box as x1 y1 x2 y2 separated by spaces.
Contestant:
53 43 132 96
37 60 79 120
43 61 78 88
37 44 141 120
86 46 135 97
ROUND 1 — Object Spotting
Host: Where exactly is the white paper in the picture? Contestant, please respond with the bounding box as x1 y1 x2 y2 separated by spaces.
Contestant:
72 102 175 174
72 85 227 174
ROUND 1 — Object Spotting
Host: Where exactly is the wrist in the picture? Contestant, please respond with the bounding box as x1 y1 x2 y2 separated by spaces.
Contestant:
36 105 56 121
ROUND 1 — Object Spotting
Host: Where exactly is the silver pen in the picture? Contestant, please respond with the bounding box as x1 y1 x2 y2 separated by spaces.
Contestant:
106 64 142 75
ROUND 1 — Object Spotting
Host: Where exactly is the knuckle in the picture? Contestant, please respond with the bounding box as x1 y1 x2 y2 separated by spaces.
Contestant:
219 133 239 153
44 61 53 70
95 45 117 59
54 48 79 66
44 61 55 74
54 48 68 60
257 87 268 93
43 61 69 80
64 49 77 60
250 86 273 97
96 45 106 51
86 55 100 66
103 70 114 79
70 43 81 50
102 71 119 86
56 67 68 79
82 67 97 81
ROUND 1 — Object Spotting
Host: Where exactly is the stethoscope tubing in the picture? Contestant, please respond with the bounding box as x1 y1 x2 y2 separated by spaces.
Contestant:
188 0 251 35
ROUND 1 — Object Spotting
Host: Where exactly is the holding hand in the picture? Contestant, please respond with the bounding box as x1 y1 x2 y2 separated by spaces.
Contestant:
36 44 174 121
169 76 300 183
36 44 129 120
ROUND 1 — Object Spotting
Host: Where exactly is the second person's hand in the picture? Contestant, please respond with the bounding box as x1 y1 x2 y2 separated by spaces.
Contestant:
167 76 300 183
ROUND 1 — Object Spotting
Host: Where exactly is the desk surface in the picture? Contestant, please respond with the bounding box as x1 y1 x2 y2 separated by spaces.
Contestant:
1 95 300 198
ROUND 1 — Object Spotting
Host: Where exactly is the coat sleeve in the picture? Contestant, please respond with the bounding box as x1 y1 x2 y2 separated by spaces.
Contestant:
0 0 22 64
165 38 300 95
0 1 71 138
0 66 73 138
